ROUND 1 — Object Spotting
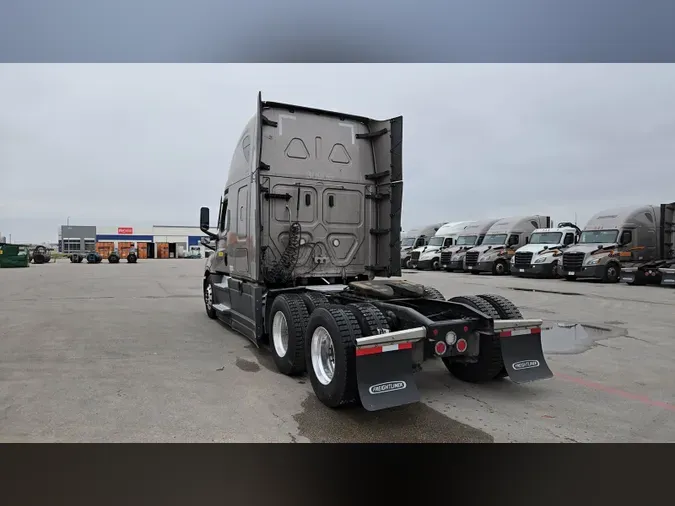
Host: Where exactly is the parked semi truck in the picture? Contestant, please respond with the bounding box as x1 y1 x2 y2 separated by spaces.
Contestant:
410 221 473 270
440 219 500 272
511 222 581 278
400 223 447 269
562 204 673 283
464 215 552 275
613 203 675 286
199 93 551 412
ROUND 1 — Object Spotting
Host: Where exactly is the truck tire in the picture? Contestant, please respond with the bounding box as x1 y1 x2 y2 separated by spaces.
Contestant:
269 293 310 376
300 291 330 313
492 259 508 275
602 263 620 283
476 293 523 319
403 257 412 269
432 258 441 270
550 260 560 279
422 286 445 300
305 306 362 408
444 295 504 382
203 275 217 319
476 294 524 379
346 303 390 336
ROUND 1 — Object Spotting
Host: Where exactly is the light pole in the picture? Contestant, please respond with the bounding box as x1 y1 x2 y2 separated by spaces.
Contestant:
67 216 71 226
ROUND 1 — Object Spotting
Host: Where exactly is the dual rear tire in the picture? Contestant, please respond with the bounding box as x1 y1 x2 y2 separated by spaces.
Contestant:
263 289 525 407
268 293 390 408
444 293 522 383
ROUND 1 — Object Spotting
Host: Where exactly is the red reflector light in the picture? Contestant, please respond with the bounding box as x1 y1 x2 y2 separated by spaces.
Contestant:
432 328 439 337
456 339 467 353
531 327 541 334
434 341 447 355
500 330 512 338
463 326 469 332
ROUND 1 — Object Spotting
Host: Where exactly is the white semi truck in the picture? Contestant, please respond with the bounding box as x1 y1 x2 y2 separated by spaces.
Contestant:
464 215 552 275
510 222 581 278
410 221 473 270
400 223 447 269
440 219 500 272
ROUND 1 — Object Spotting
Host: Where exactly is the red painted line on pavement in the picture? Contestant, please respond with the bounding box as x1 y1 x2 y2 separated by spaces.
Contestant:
555 372 675 413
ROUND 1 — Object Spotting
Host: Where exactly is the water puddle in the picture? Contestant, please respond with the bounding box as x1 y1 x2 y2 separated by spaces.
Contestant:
235 357 260 372
541 321 626 355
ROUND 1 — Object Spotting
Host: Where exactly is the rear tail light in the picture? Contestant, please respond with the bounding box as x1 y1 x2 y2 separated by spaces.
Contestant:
456 339 468 353
434 341 447 355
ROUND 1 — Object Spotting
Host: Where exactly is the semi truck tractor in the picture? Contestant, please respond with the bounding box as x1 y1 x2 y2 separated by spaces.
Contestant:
464 215 552 275
400 223 447 269
198 93 552 412
511 222 581 278
562 204 673 283
613 203 675 286
440 218 500 272
410 221 473 270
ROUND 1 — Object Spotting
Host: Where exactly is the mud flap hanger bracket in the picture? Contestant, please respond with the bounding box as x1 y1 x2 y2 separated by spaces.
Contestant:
355 326 426 351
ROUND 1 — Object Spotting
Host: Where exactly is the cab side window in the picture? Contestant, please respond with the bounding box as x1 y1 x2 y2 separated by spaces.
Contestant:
564 233 575 245
444 238 453 247
415 237 425 248
218 199 229 232
508 234 519 246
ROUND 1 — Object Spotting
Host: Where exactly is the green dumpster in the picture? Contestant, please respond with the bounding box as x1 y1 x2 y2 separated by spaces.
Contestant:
0 243 30 268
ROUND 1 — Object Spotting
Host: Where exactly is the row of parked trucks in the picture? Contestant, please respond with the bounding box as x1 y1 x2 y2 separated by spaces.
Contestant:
402 202 675 286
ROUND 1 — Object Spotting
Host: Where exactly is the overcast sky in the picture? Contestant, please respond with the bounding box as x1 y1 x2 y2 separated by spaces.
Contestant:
1 64 675 243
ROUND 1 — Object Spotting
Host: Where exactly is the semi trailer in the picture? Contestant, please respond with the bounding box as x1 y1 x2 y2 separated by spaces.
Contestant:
400 223 447 269
199 93 552 412
511 222 581 278
615 203 675 286
410 221 473 270
562 204 673 283
464 215 552 275
440 219 500 272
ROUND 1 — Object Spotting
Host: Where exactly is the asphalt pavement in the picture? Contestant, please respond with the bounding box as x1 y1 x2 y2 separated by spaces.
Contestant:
1 259 673 442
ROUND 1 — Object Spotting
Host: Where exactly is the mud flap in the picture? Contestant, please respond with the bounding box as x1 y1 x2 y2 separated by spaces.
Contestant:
620 268 636 284
499 330 553 383
356 348 420 411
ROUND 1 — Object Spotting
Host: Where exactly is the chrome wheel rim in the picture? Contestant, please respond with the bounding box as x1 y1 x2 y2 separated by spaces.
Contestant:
204 283 213 311
272 312 289 358
311 326 335 386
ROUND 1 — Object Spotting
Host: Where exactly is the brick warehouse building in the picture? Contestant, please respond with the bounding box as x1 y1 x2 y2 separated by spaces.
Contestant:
58 225 207 259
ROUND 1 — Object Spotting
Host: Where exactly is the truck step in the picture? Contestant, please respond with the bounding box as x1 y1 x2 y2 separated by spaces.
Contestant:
213 303 230 313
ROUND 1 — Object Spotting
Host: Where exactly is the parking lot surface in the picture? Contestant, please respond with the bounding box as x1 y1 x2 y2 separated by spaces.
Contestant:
1 260 674 442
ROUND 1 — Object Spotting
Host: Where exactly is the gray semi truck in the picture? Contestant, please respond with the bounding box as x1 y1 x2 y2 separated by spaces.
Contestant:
562 204 674 284
199 93 552 412
440 218 500 272
464 215 552 275
613 203 675 286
